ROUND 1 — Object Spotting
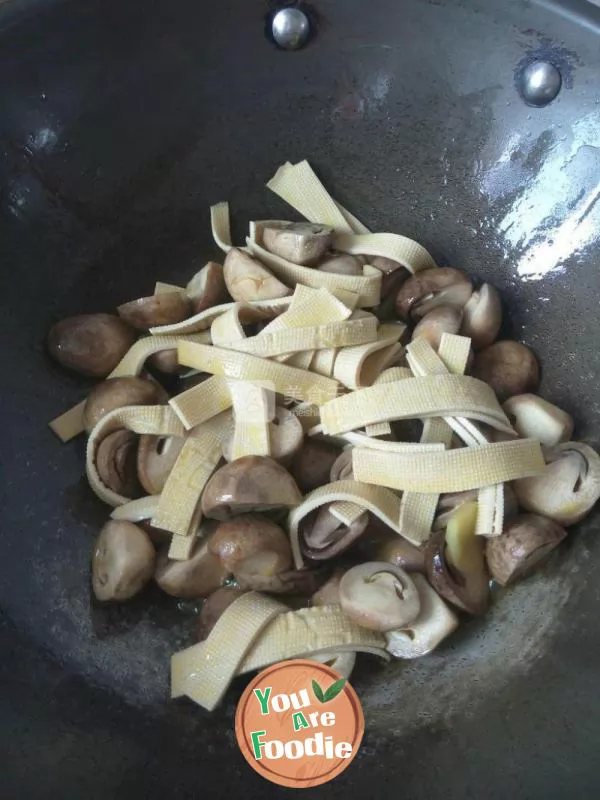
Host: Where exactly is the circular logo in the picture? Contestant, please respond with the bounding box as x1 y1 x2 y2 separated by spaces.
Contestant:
235 659 364 789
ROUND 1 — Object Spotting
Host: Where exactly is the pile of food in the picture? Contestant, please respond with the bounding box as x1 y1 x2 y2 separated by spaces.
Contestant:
48 160 600 712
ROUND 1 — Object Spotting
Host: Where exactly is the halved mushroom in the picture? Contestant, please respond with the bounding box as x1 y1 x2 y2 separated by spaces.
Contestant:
339 562 421 632
472 340 540 402
137 434 185 494
262 221 334 266
367 255 406 274
330 449 354 482
433 486 518 531
317 253 363 275
411 305 463 351
155 536 229 598
267 567 330 596
485 513 567 586
186 261 229 314
117 291 191 330
201 456 302 520
300 505 369 560
425 501 490 615
209 514 293 592
47 313 136 377
513 441 600 525
460 283 502 350
357 522 426 573
147 349 182 374
223 248 292 302
503 394 574 447
312 568 346 606
373 266 411 321
83 376 169 433
196 585 248 640
92 520 155 601
385 574 459 658
222 406 304 466
291 439 342 494
395 267 473 322
96 430 142 497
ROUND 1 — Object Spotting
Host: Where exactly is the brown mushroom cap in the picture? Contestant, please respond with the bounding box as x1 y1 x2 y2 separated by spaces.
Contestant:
339 562 421 632
317 253 363 275
291 439 342 494
201 456 302 520
186 261 229 314
262 221 334 266
411 305 464 351
358 522 426 573
47 313 136 377
460 283 502 350
367 255 407 274
472 340 540 402
83 376 169 433
148 349 182 374
485 513 567 586
374 267 411 321
312 568 346 606
137 434 185 495
96 430 142 498
223 248 292 302
197 586 248 640
92 520 155 602
155 538 229 598
117 292 191 330
395 267 473 322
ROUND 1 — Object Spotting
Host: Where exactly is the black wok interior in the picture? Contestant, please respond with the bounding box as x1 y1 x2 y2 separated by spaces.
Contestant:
2 0 600 796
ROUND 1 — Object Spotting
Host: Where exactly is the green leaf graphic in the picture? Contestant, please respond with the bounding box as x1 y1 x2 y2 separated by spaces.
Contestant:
323 678 346 702
312 679 325 703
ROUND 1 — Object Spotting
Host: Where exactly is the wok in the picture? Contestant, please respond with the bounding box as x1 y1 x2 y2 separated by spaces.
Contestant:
2 0 600 796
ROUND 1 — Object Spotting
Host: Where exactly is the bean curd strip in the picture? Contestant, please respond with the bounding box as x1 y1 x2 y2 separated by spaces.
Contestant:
210 201 233 253
169 375 233 430
110 495 160 522
149 296 292 337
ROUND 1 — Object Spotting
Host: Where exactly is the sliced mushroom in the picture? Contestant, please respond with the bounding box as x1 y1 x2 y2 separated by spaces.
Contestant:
201 456 302 520
222 406 304 467
485 513 567 586
209 514 292 591
197 586 247 640
411 305 463 351
425 501 490 615
433 486 518 531
186 261 229 314
503 394 574 447
223 248 292 302
117 292 191 330
47 313 136 377
374 267 411 321
460 283 502 350
147 349 182 374
472 340 540 402
83 376 169 433
291 439 342 494
317 253 363 275
137 434 185 494
92 520 155 602
330 449 354 482
357 522 426 573
395 267 473 322
339 562 421 632
96 430 142 497
266 567 330 596
262 221 334 266
385 574 459 658
513 441 600 525
367 255 407 274
301 505 369 560
312 568 346 606
155 537 229 598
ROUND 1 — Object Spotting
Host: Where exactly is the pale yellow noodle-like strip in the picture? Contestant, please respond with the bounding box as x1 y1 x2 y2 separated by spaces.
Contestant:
149 296 291 337
86 405 185 507
289 479 406 568
328 500 366 526
247 234 381 309
320 374 512 437
110 496 160 522
151 414 225 538
333 323 406 390
353 439 544 494
178 340 340 404
210 201 233 253
171 592 289 711
228 381 272 459
266 160 355 233
49 334 209 442
310 347 338 378
398 334 472 542
333 232 437 274
365 365 411 437
154 281 185 294
284 351 314 369
169 375 232 430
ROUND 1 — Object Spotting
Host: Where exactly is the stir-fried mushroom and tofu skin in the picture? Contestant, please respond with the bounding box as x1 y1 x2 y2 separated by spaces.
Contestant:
47 159 600 713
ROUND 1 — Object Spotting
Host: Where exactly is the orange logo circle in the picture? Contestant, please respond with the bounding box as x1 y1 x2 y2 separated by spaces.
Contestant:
235 659 364 788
